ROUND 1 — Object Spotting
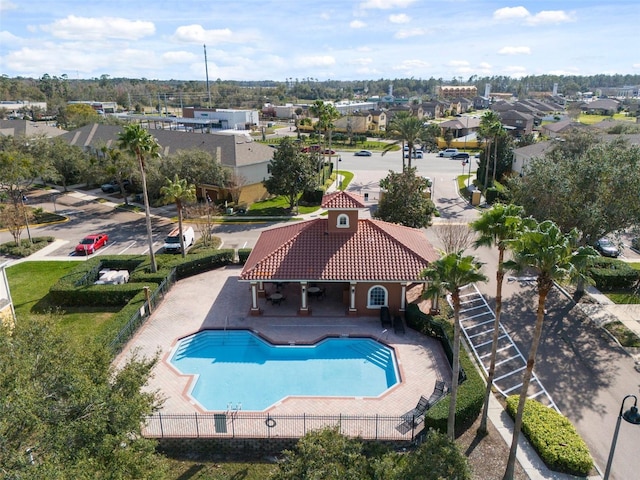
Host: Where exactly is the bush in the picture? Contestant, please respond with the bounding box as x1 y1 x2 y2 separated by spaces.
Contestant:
404 303 485 433
505 396 593 476
238 248 252 264
589 257 640 290
0 236 55 257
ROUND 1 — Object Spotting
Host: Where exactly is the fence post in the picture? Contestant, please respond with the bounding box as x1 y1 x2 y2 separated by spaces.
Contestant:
159 412 164 438
375 414 378 440
195 412 199 438
303 413 306 435
143 286 151 313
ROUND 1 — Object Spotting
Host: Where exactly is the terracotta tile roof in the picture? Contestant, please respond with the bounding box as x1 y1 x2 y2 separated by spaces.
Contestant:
321 190 366 209
240 218 439 282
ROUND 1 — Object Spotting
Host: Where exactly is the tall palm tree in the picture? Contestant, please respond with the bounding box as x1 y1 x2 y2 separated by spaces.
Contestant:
470 203 525 434
118 123 161 272
160 174 196 258
478 111 502 188
421 252 488 440
502 220 598 480
309 100 340 170
383 111 427 169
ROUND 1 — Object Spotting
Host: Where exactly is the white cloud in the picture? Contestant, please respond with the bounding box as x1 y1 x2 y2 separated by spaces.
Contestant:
633 63 640 69
0 1 17 12
504 65 527 77
360 0 416 10
350 57 373 66
389 14 411 24
162 51 197 64
392 59 431 72
448 60 470 68
498 46 531 55
526 10 575 25
42 16 155 41
493 7 575 26
172 25 259 44
295 55 336 68
350 20 366 29
479 62 492 69
493 6 530 21
394 28 425 39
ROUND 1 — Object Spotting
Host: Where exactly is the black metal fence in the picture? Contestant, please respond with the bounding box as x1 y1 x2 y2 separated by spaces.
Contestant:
144 412 421 442
108 268 177 355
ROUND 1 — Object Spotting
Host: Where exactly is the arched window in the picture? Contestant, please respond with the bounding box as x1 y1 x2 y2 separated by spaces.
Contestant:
367 285 387 308
337 213 349 228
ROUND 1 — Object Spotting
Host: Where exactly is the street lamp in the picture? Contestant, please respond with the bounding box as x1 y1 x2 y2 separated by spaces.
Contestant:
603 394 640 479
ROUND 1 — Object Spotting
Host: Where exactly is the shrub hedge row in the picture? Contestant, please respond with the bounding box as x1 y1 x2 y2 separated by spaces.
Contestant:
404 303 485 434
49 250 235 307
589 257 640 290
505 396 593 476
238 248 252 264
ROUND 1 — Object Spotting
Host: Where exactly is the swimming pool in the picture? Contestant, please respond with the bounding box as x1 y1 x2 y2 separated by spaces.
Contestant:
169 330 400 411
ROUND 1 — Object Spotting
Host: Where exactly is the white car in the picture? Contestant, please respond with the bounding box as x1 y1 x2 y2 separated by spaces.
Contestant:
438 148 459 158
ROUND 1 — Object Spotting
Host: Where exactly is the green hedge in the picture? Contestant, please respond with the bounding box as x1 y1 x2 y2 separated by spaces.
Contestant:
589 257 640 290
404 303 485 434
49 251 235 307
238 248 252 264
506 396 593 476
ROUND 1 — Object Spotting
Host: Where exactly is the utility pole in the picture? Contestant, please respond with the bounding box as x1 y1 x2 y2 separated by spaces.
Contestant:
204 44 212 108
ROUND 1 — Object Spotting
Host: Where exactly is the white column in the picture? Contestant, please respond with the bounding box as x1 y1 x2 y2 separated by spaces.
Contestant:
349 282 357 312
400 283 407 311
250 282 259 312
300 282 308 311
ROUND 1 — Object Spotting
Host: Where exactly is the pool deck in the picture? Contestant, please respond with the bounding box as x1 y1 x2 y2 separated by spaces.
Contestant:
114 265 451 425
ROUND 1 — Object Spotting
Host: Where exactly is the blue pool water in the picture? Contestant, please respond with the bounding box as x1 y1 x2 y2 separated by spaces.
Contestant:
169 330 399 411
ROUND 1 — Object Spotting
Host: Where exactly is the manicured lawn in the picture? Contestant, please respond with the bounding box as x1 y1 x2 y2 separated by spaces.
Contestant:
166 460 276 479
249 170 354 216
604 321 640 347
577 113 636 125
6 261 119 342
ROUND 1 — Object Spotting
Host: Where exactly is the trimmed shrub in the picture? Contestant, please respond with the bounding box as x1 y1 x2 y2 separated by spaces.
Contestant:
505 396 593 476
404 303 485 433
238 248 252 264
0 236 55 257
589 257 640 290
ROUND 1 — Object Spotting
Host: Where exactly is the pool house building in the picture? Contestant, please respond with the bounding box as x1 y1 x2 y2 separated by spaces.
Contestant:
240 191 439 317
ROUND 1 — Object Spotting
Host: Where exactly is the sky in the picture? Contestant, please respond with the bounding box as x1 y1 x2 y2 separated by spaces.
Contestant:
1 0 639 82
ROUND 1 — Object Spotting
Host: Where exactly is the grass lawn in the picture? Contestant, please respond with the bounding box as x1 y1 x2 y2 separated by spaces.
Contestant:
166 460 276 479
577 113 636 125
248 170 354 216
6 261 120 342
604 321 640 347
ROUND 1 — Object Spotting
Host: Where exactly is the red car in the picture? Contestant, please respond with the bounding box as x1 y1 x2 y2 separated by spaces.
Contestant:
75 233 109 255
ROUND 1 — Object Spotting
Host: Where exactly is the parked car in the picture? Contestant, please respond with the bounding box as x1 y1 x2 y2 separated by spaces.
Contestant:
75 233 109 255
438 148 459 158
301 145 321 153
404 150 424 159
101 179 130 193
452 152 470 160
354 150 372 157
595 237 620 258
323 149 336 155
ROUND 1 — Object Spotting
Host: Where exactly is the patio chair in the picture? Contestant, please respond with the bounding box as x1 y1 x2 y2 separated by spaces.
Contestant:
428 380 448 405
401 395 430 426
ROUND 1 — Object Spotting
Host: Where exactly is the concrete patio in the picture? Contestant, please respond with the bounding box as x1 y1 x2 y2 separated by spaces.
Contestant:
114 265 452 430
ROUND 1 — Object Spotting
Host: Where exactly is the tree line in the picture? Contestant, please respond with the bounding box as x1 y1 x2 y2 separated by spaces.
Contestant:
2 73 639 119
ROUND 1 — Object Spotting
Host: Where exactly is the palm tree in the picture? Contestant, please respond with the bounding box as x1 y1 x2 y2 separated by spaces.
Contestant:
118 123 161 272
478 111 502 188
470 203 525 434
502 220 598 480
383 111 427 169
160 174 196 258
421 252 488 440
309 100 340 169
